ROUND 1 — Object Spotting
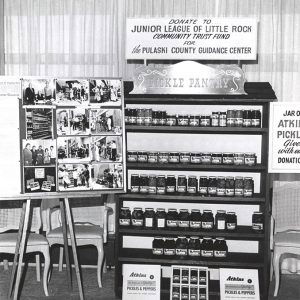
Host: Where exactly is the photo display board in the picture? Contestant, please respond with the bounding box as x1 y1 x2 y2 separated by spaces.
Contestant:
16 77 125 195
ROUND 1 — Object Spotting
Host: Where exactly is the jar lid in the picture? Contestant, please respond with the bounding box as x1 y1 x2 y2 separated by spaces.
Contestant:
158 175 166 178
227 211 236 215
244 177 253 180
191 209 200 213
245 152 256 155
133 207 143 210
154 236 163 239
190 236 199 240
217 210 226 214
157 208 166 211
169 152 179 155
121 207 130 210
149 174 157 178
203 237 212 240
223 152 234 156
235 176 243 179
203 209 212 213
217 176 225 179
200 176 208 179
190 152 201 155
226 176 234 179
253 211 263 215
145 208 154 211
234 152 244 156
158 152 168 155
212 152 222 155
132 174 139 177
188 175 197 178
178 236 187 239
166 238 175 241
180 152 190 155
216 237 225 241
179 209 189 212
220 111 227 115
202 152 211 155
209 176 217 179
167 175 176 178
148 151 158 154
168 208 177 212
178 175 187 178
140 174 149 177
212 111 219 114
138 151 148 154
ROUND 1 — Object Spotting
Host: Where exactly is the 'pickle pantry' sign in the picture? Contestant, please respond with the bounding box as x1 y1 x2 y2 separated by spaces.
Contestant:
269 102 300 173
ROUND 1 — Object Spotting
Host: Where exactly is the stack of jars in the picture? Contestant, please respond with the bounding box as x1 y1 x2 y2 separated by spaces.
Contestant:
152 236 228 259
130 174 254 197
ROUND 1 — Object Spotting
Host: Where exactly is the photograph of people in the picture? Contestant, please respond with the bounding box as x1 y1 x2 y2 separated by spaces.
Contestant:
22 140 56 166
56 109 70 136
90 163 123 190
90 136 122 163
90 109 122 135
89 79 122 106
55 79 89 106
57 137 90 164
69 108 90 135
22 79 56 106
26 108 53 139
58 164 91 191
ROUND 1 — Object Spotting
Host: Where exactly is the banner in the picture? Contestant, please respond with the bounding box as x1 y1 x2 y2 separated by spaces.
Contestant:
122 264 161 300
269 102 300 173
126 18 257 60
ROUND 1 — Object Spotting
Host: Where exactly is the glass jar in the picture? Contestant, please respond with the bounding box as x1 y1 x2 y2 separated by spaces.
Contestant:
168 152 180 164
190 152 201 164
172 285 180 299
127 151 138 162
199 176 208 195
243 110 252 127
129 108 137 125
215 210 226 230
177 175 187 194
139 174 149 194
131 208 144 227
190 209 201 229
167 208 178 228
251 110 261 127
136 108 145 126
155 208 166 228
175 236 188 257
219 112 227 127
189 115 200 127
178 209 190 228
180 152 191 163
119 207 131 227
226 110 236 127
181 268 189 283
124 108 130 125
211 111 219 127
152 110 159 125
148 151 158 163
152 237 164 255
199 271 207 284
226 212 237 230
244 177 254 197
173 268 180 283
211 152 222 165
164 238 176 256
181 286 189 300
201 152 212 164
148 175 157 194
214 237 228 258
217 176 226 196
245 153 257 166
157 175 166 194
190 286 198 299
208 176 217 196
144 108 152 126
222 153 234 165
201 210 214 230
199 288 207 299
187 176 198 194
234 153 245 165
252 212 264 232
178 115 189 126
225 176 235 197
188 237 201 257
234 176 244 196
137 151 148 163
166 175 176 194
158 152 169 163
200 115 211 127
201 237 214 257
144 208 155 228
235 110 243 127
158 110 167 126
190 269 198 284
166 114 177 126
130 174 140 193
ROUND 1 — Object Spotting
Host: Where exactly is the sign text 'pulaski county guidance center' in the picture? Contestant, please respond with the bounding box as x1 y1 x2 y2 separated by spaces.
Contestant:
126 18 257 60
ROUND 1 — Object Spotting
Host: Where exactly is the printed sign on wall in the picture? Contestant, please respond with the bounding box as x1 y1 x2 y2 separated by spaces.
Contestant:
269 102 300 173
122 264 161 300
126 18 257 60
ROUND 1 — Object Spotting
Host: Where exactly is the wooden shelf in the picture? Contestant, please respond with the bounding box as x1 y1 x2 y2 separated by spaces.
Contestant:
126 162 266 172
119 225 264 239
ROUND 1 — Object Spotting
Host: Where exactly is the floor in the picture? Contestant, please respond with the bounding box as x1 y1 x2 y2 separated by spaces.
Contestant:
0 266 299 300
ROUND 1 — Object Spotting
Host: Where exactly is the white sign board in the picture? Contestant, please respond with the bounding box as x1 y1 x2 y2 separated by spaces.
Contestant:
220 268 260 300
126 18 257 60
122 264 161 300
269 102 300 173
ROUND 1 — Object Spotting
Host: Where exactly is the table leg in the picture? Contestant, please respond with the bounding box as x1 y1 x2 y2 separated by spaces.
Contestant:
8 200 27 298
59 198 72 289
64 197 84 300
13 199 31 300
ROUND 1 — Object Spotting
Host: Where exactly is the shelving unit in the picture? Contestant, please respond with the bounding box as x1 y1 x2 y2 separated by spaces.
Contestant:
26 109 52 139
115 81 276 300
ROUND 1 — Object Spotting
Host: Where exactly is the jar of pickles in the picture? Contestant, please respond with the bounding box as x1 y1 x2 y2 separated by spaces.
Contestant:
164 238 176 256
168 152 180 163
177 175 187 194
201 210 214 230
225 176 235 196
158 111 167 126
223 153 234 165
131 208 144 227
211 153 222 165
178 209 190 228
187 176 198 194
208 176 217 196
148 175 157 194
167 209 178 228
119 207 131 227
219 112 227 127
215 210 226 230
144 108 152 126
200 115 211 127
139 174 149 194
180 152 190 163
214 237 228 258
137 151 148 163
144 208 155 229
201 237 214 257
152 111 159 125
243 110 252 127
226 212 237 230
158 152 169 163
251 110 261 127
178 115 189 126
176 236 188 257
234 176 244 196
127 151 138 162
152 237 164 255
157 175 166 194
201 152 212 164
166 114 177 126
199 176 208 196
252 212 264 232
217 177 226 196
244 153 257 166
147 151 158 163
130 174 140 193
190 152 201 164
190 209 201 229
244 177 254 197
166 175 176 194
155 208 166 228
188 237 201 257
211 112 219 127
189 115 200 127
234 153 245 165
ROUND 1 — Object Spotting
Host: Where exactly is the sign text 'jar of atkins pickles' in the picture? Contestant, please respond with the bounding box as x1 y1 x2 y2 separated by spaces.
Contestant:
190 209 201 229
119 207 131 227
164 238 176 256
130 174 140 193
155 208 167 228
214 237 228 258
201 237 214 257
144 208 155 229
131 208 144 227
188 237 201 257
167 208 178 228
152 237 164 255
178 209 190 228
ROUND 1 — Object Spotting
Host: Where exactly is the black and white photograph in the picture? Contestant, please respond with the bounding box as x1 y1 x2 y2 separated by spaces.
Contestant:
55 79 89 106
56 109 70 136
69 108 90 135
57 136 90 163
90 109 123 135
23 166 56 193
26 108 53 139
22 140 56 166
22 79 56 106
89 79 122 106
58 163 91 191
90 163 123 190
90 136 122 162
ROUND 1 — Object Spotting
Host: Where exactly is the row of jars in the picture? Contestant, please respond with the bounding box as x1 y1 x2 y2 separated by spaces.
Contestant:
130 174 254 197
152 236 228 259
127 151 257 166
172 285 207 300
120 208 238 231
125 108 262 128
172 268 207 285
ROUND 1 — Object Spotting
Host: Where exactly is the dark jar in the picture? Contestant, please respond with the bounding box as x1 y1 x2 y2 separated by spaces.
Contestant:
119 207 131 227
128 108 137 125
164 238 176 256
147 151 158 163
225 176 235 197
215 210 226 230
124 108 130 125
200 115 211 127
201 152 212 164
178 115 189 126
251 110 261 127
201 210 214 230
234 176 244 196
211 152 222 165
226 110 236 127
181 286 189 300
222 153 234 165
166 175 176 194
175 236 188 257
144 108 152 126
152 110 159 125
199 176 208 196
130 174 140 193
172 285 180 299
187 176 198 194
148 175 157 194
189 115 200 127
177 175 187 194
244 177 254 197
190 209 201 229
166 114 177 126
139 174 149 194
190 152 201 164
131 208 144 227
178 209 190 229
156 175 166 194
219 112 227 127
168 152 180 163
201 237 214 257
235 110 243 127
217 176 226 196
180 152 191 163
190 269 198 284
127 151 138 162
144 208 155 229
233 152 245 165
211 111 219 127
226 212 237 230
158 110 167 126
152 237 164 255
155 208 167 228
137 151 148 163
136 108 145 126
214 237 228 258
243 110 252 127
208 176 217 196
252 212 264 232
244 152 257 166
188 237 201 257
166 208 178 228
158 152 169 164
